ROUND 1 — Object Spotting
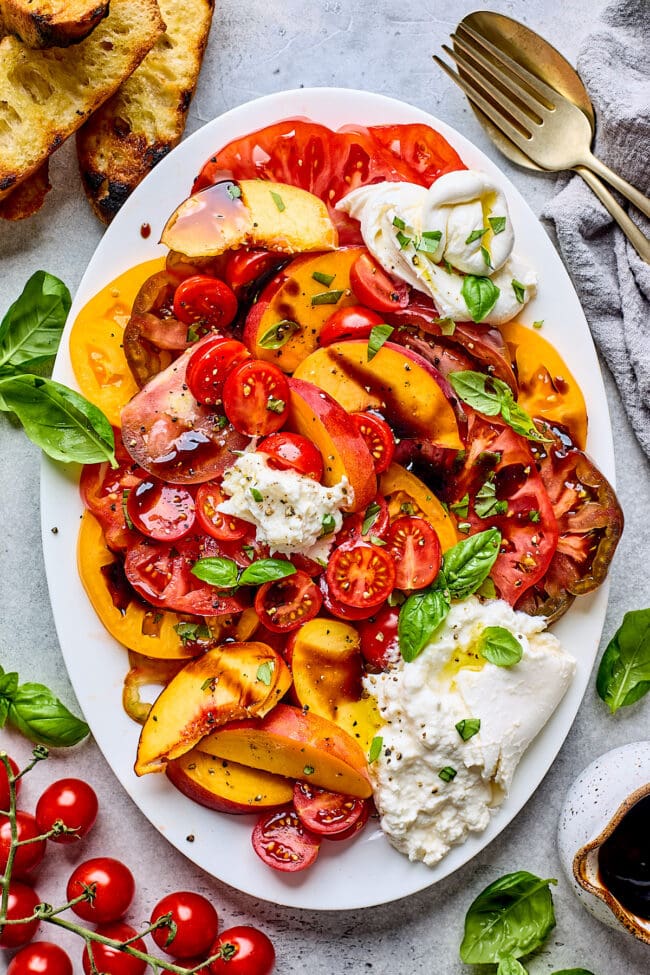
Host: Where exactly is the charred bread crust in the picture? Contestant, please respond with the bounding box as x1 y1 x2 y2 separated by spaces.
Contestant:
0 0 110 49
0 159 51 220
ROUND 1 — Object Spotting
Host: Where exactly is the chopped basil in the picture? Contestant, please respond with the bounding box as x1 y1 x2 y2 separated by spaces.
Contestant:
312 270 335 287
367 324 393 361
400 501 416 515
533 320 544 329
174 621 211 644
439 766 457 782
395 230 412 250
242 545 255 559
449 493 469 518
258 319 300 350
461 275 500 323
443 258 454 274
311 290 344 306
392 215 406 230
465 227 489 245
368 735 383 763
437 316 456 335
415 234 442 255
455 717 481 741
201 677 218 692
256 661 275 686
457 521 471 533
475 476 508 519
369 535 386 546
121 489 134 530
361 501 381 535
529 509 541 523
266 396 285 413
481 246 493 269
186 324 200 343
250 487 264 502
270 190 285 212
512 279 526 304
320 513 336 536
303 765 315 776
226 183 242 200
480 626 523 667
488 216 506 235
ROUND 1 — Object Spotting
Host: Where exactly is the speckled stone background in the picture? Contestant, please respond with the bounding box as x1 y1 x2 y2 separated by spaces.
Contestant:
1 1 649 972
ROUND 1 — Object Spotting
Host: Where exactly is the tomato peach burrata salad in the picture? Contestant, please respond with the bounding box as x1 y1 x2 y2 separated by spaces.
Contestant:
71 119 623 872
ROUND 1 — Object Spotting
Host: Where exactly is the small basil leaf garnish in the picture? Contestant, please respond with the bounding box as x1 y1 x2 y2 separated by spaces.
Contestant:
488 216 507 235
367 324 393 361
455 717 481 741
256 661 275 686
368 735 383 763
398 587 451 662
480 626 523 667
311 290 344 306
441 528 501 601
238 559 296 586
461 275 500 322
191 557 240 589
258 319 300 350
448 371 549 443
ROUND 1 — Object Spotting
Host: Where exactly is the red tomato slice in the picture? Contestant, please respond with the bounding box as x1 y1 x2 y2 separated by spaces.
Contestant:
386 516 441 590
224 249 284 296
172 275 238 330
254 570 322 632
258 432 324 481
319 305 384 346
351 412 395 473
356 604 400 670
252 807 321 872
318 576 377 621
223 359 290 436
337 494 390 546
349 252 409 313
293 782 369 838
126 479 196 542
79 428 145 552
185 337 251 406
195 482 249 541
326 540 396 609
369 123 467 184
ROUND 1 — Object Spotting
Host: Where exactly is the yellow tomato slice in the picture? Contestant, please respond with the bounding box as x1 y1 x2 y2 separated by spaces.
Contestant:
379 463 458 551
498 320 587 449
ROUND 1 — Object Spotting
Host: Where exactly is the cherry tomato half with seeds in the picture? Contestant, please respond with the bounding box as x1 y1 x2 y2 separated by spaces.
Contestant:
254 570 322 632
319 304 385 346
350 252 409 313
173 275 238 330
195 482 249 542
0 754 20 811
293 782 368 838
225 249 282 295
0 812 46 878
150 891 219 959
318 575 377 621
252 807 321 872
67 857 135 923
386 516 442 590
326 540 396 609
126 479 196 542
351 412 394 473
81 922 146 975
208 925 276 975
223 360 290 436
186 336 251 406
356 604 400 670
35 778 98 845
8 942 73 975
0 881 41 948
258 432 324 481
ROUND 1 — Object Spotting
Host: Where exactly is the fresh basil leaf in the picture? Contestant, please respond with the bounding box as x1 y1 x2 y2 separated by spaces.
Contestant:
0 271 71 375
455 717 481 741
173 622 210 644
258 319 300 350
481 246 493 269
7 683 89 747
512 279 526 304
368 735 383 763
395 230 412 249
475 476 508 519
321 513 336 536
0 375 116 465
437 317 456 336
399 587 451 662
0 698 9 727
461 275 500 323
239 559 296 586
460 871 557 963
256 661 275 686
226 183 241 200
488 216 507 235
596 608 650 714
311 290 344 306
191 557 239 589
367 324 393 361
497 956 528 975
476 576 497 600
392 215 406 230
0 670 19 697
480 626 523 667
415 232 442 255
448 371 502 416
442 528 501 600
270 190 285 212
500 395 549 442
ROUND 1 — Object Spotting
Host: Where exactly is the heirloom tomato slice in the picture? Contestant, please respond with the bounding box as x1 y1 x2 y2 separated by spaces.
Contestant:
293 782 369 838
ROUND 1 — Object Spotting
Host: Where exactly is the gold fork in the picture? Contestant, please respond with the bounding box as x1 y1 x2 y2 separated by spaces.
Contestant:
434 21 650 221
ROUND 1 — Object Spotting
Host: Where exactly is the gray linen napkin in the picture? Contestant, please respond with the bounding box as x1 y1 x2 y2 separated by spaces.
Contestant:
542 0 650 457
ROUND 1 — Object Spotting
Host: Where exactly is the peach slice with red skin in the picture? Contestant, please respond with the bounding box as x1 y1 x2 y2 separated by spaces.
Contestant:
166 747 293 814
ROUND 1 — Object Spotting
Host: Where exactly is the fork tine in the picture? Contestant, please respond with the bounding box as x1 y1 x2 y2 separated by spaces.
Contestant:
451 32 546 124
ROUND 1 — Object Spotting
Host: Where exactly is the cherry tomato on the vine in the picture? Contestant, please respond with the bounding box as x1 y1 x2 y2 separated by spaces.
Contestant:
254 570 322 632
173 275 238 330
35 778 98 845
386 516 442 590
126 479 196 542
7 942 73 975
0 754 20 812
258 432 324 481
326 540 396 609
223 359 290 436
208 925 276 975
351 412 394 473
0 881 41 948
252 807 321 873
195 482 249 542
319 304 384 346
350 252 409 313
150 891 219 959
81 922 146 975
293 782 369 838
0 811 46 878
67 857 135 923
186 336 251 406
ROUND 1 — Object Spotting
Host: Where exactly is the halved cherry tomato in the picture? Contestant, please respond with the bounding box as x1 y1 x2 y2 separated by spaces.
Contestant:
254 570 322 632
326 540 396 609
251 807 321 872
293 782 368 838
349 252 409 313
386 516 441 590
223 360 290 436
224 249 282 295
319 305 384 346
195 483 249 542
126 478 196 542
79 429 145 552
173 275 238 330
318 576 377 621
337 494 390 546
351 412 394 473
258 432 324 481
356 604 400 670
186 337 250 406
326 795 371 841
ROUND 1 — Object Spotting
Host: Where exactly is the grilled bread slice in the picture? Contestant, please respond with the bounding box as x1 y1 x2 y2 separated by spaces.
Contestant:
76 0 214 223
0 160 51 219
0 0 164 202
0 0 109 49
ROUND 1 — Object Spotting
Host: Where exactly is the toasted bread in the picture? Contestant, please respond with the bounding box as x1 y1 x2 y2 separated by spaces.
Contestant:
0 160 51 219
0 0 109 49
0 0 164 202
76 0 214 224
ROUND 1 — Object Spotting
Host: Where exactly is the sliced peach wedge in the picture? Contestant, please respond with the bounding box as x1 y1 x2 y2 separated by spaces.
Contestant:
134 642 291 775
166 747 293 814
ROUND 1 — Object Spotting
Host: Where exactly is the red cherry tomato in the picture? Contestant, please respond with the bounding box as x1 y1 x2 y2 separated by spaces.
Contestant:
172 275 238 330
350 252 409 313
337 494 391 546
356 604 400 670
208 925 275 975
0 881 41 948
8 942 73 975
195 482 249 541
150 891 219 959
318 576 377 621
186 336 251 406
252 808 321 872
223 360 290 436
81 923 146 975
325 795 371 841
0 812 46 878
67 857 135 924
351 412 394 473
224 250 281 295
319 305 384 346
0 754 20 812
326 540 396 609
254 570 322 632
126 479 196 542
386 516 442 590
35 778 98 845
258 432 324 481
293 782 368 838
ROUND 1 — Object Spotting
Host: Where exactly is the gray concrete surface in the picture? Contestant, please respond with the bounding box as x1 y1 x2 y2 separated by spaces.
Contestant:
1 1 649 972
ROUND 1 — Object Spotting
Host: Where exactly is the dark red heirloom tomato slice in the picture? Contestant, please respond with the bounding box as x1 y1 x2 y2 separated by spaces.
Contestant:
326 540 396 609
258 432 324 481
126 478 196 542
80 428 145 552
186 336 250 406
356 604 400 670
223 359 290 436
337 494 390 546
0 812 46 878
351 412 395 473
293 782 368 838
386 516 441 590
319 305 385 346
172 275 238 330
195 482 249 541
349 252 409 313
252 807 321 872
254 570 322 632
